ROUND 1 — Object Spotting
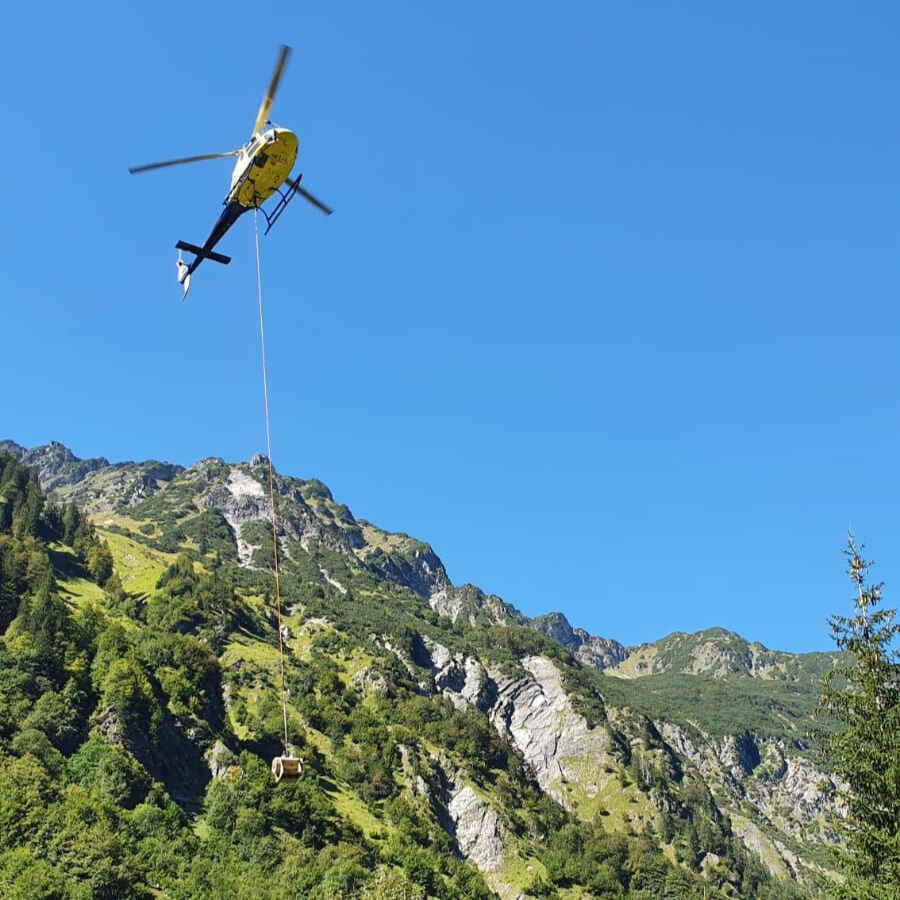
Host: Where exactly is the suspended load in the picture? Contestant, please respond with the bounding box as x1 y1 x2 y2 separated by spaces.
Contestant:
271 752 302 783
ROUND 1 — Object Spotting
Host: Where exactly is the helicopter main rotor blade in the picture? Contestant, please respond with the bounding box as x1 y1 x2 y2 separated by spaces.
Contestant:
296 184 333 216
128 151 240 175
252 44 291 135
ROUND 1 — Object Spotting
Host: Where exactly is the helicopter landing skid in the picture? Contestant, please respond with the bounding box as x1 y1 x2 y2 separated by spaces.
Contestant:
262 175 303 235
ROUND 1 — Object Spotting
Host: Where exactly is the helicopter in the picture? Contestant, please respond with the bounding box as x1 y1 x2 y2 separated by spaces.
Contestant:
129 45 331 297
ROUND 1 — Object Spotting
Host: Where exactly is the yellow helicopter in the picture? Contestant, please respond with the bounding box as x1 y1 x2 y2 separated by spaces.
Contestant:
129 45 331 297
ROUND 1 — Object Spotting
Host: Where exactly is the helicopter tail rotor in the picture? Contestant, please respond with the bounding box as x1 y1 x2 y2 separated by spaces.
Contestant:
174 241 232 299
176 255 191 299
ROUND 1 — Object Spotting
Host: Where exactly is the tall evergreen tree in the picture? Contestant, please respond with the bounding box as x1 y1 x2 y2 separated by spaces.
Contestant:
61 501 80 547
820 536 900 899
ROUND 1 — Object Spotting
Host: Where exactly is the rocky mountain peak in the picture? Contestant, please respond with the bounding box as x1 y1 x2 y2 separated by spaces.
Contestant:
1 439 112 492
4 438 451 601
531 610 629 672
0 439 25 457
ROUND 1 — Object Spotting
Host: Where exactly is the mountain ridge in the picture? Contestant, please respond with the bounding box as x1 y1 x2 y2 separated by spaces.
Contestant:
0 438 844 898
0 438 829 664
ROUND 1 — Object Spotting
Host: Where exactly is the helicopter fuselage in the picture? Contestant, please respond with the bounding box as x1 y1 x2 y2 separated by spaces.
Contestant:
228 126 298 209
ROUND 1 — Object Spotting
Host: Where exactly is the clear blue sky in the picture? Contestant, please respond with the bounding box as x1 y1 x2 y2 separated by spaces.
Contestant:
2 2 899 652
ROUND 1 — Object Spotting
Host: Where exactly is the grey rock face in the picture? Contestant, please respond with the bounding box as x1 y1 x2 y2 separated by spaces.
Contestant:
420 636 490 711
717 732 761 779
488 656 611 805
417 642 842 890
421 753 522 898
531 611 629 671
447 783 505 872
0 440 26 459
391 642 615 811
1 439 184 513
351 666 389 697
205 740 235 779
370 545 449 599
12 441 110 491
428 588 468 622
428 585 521 626
686 635 781 678
198 467 272 566
659 722 844 871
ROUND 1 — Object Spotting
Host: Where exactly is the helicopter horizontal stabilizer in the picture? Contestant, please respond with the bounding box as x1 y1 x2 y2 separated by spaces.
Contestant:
175 241 231 265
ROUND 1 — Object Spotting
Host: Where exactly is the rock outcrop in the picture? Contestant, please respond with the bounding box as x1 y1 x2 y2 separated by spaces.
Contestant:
531 612 629 671
659 721 844 874
0 439 182 512
447 783 505 872
198 466 272 566
488 656 613 804
414 635 844 886
429 584 520 626
420 636 490 711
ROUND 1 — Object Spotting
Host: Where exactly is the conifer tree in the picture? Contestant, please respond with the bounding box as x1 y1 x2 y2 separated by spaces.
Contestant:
61 501 80 546
821 536 900 899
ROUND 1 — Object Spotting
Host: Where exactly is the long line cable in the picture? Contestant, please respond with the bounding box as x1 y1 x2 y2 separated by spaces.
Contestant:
253 208 290 754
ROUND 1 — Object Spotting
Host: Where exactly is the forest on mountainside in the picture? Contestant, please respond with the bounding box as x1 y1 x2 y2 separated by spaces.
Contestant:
0 449 840 899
